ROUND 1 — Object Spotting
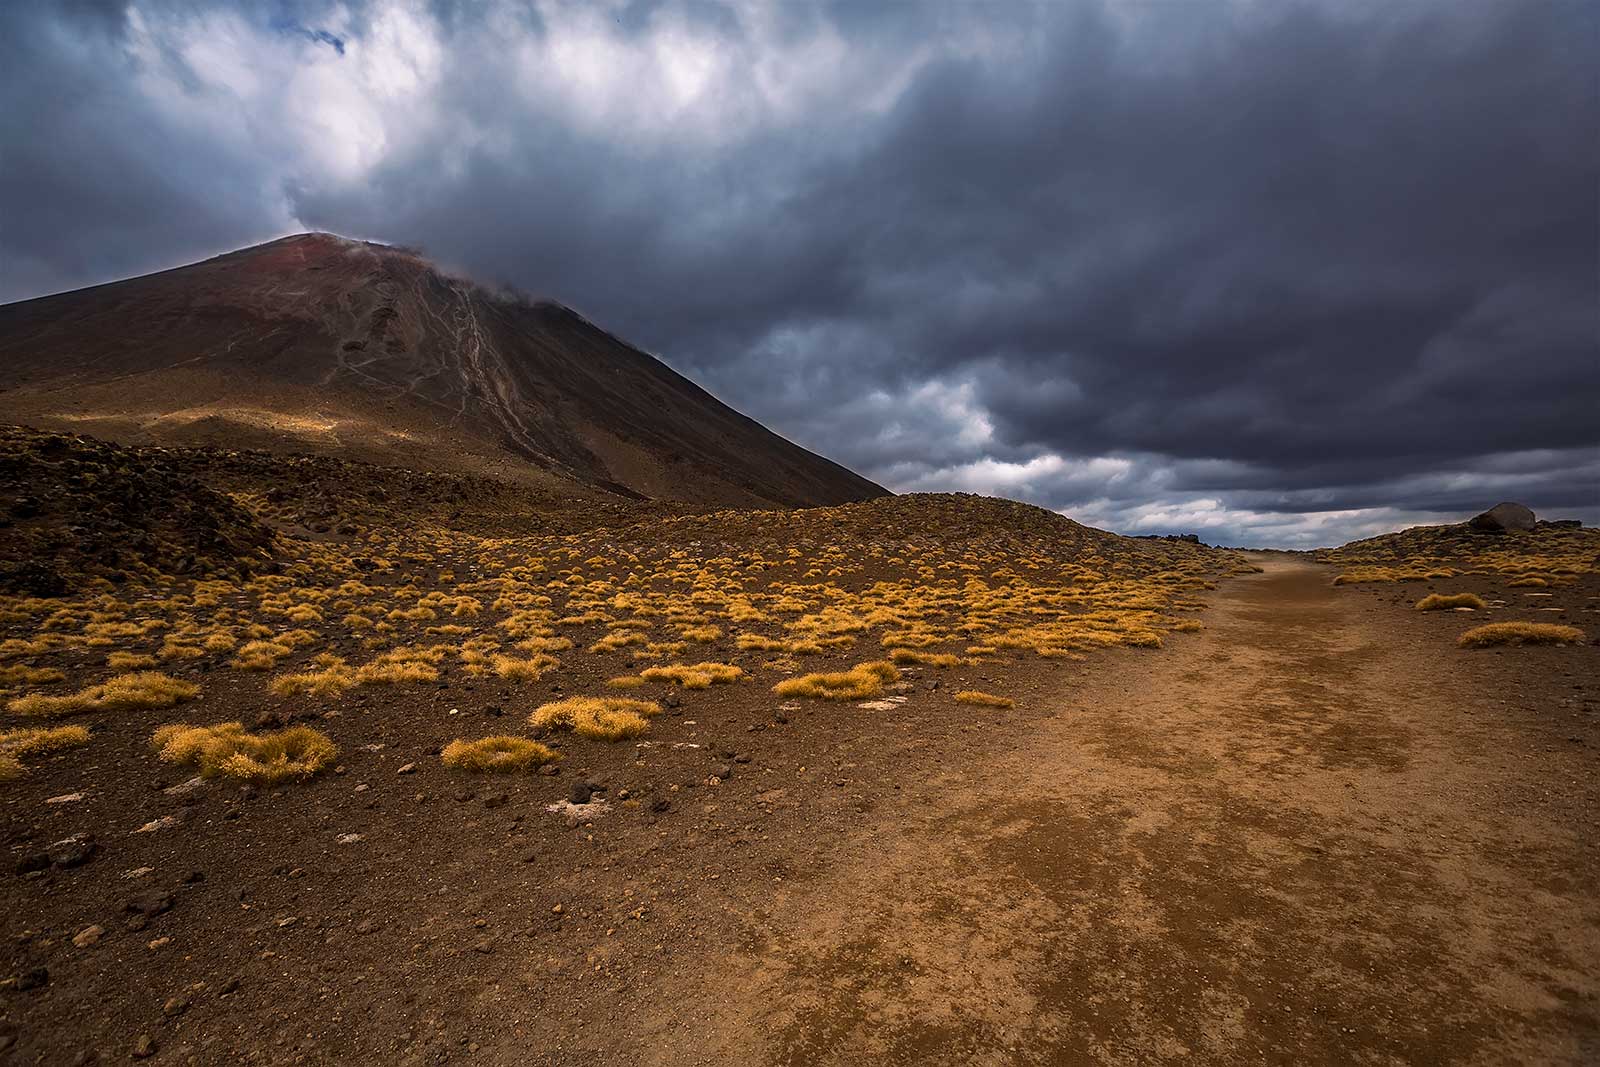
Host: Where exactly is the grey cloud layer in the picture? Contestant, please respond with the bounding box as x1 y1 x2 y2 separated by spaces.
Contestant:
2 0 1595 545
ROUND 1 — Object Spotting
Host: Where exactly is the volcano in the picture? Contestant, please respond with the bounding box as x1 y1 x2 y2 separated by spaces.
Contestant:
0 233 884 508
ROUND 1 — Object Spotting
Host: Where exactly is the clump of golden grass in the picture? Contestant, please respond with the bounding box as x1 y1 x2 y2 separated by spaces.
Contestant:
491 653 559 681
232 640 294 671
679 625 722 643
1171 620 1204 633
954 690 1014 708
530 696 659 741
441 735 560 772
8 672 199 718
639 662 746 689
1457 622 1586 649
152 722 337 783
0 725 91 781
888 649 960 667
1415 593 1487 612
773 660 899 700
606 675 647 689
270 662 357 698
0 665 66 686
106 651 158 671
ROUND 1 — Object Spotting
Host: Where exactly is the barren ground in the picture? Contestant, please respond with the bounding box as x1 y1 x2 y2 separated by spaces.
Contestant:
5 556 1597 1065
625 556 1600 1066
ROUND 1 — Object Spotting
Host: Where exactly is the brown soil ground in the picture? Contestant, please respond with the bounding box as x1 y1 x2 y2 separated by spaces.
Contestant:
5 557 1597 1065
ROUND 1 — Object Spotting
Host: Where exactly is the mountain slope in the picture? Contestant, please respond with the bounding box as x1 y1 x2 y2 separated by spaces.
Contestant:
0 233 885 508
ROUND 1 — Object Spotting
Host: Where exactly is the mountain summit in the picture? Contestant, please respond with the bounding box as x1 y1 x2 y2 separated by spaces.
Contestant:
0 233 884 508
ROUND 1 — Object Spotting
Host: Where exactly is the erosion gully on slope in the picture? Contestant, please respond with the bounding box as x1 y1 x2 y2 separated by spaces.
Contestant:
605 557 1600 1067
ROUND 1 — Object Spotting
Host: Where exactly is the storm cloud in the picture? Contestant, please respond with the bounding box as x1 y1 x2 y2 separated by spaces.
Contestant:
1 0 1595 545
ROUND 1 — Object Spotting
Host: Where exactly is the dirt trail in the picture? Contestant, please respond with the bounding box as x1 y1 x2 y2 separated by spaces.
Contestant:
638 558 1600 1065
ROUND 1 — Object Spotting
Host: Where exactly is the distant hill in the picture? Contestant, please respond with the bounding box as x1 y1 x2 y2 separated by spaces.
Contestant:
0 233 885 508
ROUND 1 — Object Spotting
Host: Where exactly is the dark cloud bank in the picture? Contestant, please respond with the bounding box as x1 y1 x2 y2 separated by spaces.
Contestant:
2 0 1595 545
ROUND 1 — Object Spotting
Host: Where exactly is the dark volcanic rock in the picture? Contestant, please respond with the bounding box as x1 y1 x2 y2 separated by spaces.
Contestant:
1469 502 1537 533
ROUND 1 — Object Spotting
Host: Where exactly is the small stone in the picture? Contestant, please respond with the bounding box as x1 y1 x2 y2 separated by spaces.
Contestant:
162 777 206 798
483 792 509 809
569 782 594 805
353 783 370 793
14 853 49 876
44 792 84 805
711 764 733 780
123 866 155 879
125 892 174 917
132 1033 157 1059
397 763 417 775
733 753 751 764
220 977 241 995
472 940 494 955
47 832 96 868
146 937 171 950
537 764 560 777
13 967 47 991
162 995 190 1017
277 916 299 928
354 919 379 935
72 924 104 948
336 833 364 845
134 813 188 834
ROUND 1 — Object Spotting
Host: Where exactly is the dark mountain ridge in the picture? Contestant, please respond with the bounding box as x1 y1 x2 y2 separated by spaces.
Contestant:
0 233 885 508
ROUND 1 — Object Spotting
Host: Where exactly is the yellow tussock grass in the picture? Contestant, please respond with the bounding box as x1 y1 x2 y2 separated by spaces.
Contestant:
1415 593 1486 612
8 672 198 718
639 662 746 689
441 735 560 773
530 696 659 741
1457 622 1585 649
772 660 899 701
954 690 1014 708
153 722 336 783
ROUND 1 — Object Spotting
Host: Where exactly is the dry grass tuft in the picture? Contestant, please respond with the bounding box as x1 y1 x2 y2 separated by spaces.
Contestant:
8 672 199 718
605 675 647 689
888 649 960 667
954 690 1014 708
1415 593 1487 612
441 735 560 773
0 725 91 780
530 696 659 741
152 722 337 783
773 660 899 700
1457 622 1586 649
639 662 746 689
491 653 559 681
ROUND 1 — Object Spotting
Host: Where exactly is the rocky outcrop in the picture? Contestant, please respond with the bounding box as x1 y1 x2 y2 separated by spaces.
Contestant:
1468 502 1537 533
0 426 276 593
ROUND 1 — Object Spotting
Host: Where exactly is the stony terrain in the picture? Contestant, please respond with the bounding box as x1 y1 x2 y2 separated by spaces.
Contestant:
0 426 1249 1064
1 429 1596 1065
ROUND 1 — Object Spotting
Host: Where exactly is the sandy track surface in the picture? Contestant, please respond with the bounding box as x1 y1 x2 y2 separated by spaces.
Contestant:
636 558 1599 1065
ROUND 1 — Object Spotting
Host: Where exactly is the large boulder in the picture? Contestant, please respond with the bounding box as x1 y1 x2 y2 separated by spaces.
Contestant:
1468 502 1537 533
